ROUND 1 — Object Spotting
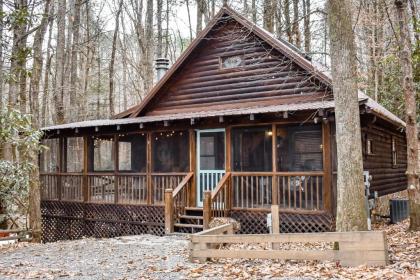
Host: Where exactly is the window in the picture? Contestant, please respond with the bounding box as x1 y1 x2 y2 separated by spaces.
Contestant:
367 139 374 155
40 138 60 172
277 124 323 171
231 126 272 171
152 131 189 172
88 136 115 172
118 133 147 172
65 137 84 172
392 137 397 166
221 55 243 69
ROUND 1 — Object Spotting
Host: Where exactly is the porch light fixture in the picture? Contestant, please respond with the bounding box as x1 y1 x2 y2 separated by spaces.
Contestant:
219 116 224 123
322 117 328 124
75 128 79 134
56 130 60 135
313 117 319 124
95 126 99 132
250 114 255 120
164 120 169 127
190 118 195 125
139 123 144 129
267 131 273 136
116 125 121 131
283 111 288 119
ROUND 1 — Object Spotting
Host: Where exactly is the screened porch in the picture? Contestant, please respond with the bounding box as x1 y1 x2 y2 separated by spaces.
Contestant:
40 122 332 214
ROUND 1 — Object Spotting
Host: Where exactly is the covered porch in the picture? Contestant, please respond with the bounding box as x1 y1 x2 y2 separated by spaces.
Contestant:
40 110 335 240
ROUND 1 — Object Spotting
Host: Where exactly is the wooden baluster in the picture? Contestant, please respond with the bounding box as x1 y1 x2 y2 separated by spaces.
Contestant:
288 176 291 208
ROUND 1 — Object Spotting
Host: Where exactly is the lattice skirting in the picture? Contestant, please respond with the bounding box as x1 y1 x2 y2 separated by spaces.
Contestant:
230 210 335 234
41 201 165 243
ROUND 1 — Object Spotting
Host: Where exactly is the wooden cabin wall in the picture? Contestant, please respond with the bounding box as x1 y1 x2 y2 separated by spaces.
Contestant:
330 117 407 211
144 18 331 116
361 121 407 196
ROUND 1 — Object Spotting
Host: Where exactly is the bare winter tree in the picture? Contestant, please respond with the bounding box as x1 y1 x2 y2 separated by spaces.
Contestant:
394 0 419 231
327 0 368 231
54 0 67 124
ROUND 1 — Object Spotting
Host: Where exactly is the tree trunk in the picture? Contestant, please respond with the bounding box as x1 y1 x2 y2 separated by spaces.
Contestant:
196 0 204 34
327 0 368 231
263 0 275 32
144 0 154 92
69 0 81 122
284 0 292 42
251 0 257 23
54 0 66 124
0 0 4 112
395 0 420 231
109 0 123 117
302 0 310 52
292 0 301 48
30 0 51 122
157 0 163 58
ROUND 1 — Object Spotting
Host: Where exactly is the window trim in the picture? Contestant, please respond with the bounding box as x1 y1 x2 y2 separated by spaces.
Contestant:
392 137 397 167
366 138 374 155
219 55 245 70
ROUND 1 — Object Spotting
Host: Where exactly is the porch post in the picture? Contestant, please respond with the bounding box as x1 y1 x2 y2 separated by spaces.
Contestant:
83 136 89 202
272 124 278 205
57 137 63 201
203 191 212 230
114 134 119 204
147 132 153 205
322 122 332 212
225 127 232 210
188 129 196 207
164 189 174 234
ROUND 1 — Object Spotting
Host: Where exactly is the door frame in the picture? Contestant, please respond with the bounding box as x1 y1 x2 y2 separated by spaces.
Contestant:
196 128 226 207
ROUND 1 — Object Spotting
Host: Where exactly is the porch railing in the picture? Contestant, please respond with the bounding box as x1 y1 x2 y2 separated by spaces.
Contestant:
231 172 324 211
172 172 194 221
211 172 231 218
40 172 188 205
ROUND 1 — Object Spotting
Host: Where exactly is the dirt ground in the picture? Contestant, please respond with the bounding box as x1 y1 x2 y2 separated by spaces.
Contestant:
0 220 418 280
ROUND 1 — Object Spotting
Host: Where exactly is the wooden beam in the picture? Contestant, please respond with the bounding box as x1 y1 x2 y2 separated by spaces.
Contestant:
188 129 196 207
114 134 119 204
164 189 174 234
147 132 153 205
203 191 212 229
83 136 89 202
271 124 278 205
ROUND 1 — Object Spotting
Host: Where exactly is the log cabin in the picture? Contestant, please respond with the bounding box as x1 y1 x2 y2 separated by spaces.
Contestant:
39 6 407 242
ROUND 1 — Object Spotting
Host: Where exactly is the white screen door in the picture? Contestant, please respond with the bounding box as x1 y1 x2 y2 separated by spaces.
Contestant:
197 129 226 207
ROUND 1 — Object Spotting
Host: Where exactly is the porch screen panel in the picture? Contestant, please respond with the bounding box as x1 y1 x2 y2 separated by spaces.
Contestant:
152 131 189 172
231 126 273 208
65 137 84 172
231 126 272 172
276 124 323 171
88 136 115 172
40 138 60 172
276 124 323 210
118 134 147 172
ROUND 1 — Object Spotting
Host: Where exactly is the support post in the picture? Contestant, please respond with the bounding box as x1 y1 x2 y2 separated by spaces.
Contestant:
164 189 174 234
271 124 278 205
114 134 119 204
203 191 212 230
147 132 153 205
83 136 89 202
271 204 280 249
188 129 196 207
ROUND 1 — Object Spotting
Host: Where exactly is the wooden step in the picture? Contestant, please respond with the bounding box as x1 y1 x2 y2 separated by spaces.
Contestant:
174 223 203 229
184 207 203 211
179 215 203 220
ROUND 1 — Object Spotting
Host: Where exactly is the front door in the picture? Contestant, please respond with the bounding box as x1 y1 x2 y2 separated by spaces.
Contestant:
197 129 226 207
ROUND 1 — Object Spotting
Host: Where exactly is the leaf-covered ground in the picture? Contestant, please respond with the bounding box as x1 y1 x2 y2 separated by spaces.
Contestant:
0 220 418 279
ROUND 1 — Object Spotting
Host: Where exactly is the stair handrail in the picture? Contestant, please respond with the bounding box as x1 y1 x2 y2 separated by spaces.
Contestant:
172 172 193 198
210 172 231 217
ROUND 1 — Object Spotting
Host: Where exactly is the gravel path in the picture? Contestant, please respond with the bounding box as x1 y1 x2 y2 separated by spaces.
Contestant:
0 235 197 280
0 221 418 280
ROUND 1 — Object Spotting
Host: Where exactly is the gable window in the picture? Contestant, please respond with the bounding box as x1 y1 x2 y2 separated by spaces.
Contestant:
220 55 243 69
392 137 397 166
